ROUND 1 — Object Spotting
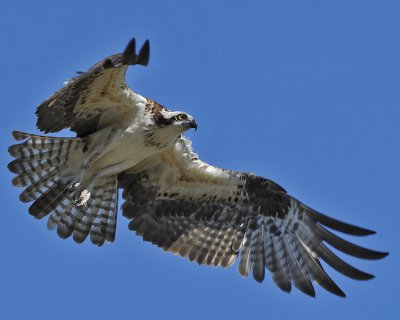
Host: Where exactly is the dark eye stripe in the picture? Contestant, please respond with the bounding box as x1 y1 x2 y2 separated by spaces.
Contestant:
155 114 174 126
155 113 188 127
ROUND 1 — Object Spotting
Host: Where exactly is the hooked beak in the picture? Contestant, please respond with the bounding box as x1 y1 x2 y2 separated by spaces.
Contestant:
187 119 198 131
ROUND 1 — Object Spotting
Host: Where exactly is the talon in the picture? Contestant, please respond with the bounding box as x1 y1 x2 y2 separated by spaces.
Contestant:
73 189 90 206
73 189 90 207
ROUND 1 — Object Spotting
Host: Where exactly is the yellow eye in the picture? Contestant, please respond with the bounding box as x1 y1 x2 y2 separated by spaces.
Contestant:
176 114 185 121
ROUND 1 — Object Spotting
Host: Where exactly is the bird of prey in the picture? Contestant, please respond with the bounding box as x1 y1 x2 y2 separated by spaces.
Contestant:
8 37 387 297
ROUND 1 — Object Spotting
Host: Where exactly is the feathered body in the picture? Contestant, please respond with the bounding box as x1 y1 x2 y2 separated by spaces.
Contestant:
8 38 387 297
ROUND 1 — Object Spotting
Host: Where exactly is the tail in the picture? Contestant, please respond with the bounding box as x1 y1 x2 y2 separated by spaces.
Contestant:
8 131 118 246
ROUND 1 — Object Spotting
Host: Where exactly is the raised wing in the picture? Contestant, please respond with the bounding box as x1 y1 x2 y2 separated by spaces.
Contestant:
119 137 388 297
35 38 150 137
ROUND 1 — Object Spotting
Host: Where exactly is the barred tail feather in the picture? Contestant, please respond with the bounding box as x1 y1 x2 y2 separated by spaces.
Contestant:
8 131 118 245
72 176 118 246
19 171 59 203
91 175 118 244
29 183 69 219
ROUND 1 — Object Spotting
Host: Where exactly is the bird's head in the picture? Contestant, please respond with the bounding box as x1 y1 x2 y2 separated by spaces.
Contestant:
155 110 197 132
146 103 197 147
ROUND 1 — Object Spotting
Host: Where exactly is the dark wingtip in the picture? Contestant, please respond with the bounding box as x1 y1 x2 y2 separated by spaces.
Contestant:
122 38 136 65
323 281 346 297
355 227 376 236
253 272 265 283
336 290 346 298
316 224 389 260
359 272 375 280
274 279 292 293
136 39 150 66
359 250 389 260
376 251 389 259
302 287 316 298
304 205 379 236
121 38 150 66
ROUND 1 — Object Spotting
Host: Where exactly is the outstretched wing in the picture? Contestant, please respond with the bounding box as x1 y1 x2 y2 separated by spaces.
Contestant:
35 38 150 137
119 137 388 297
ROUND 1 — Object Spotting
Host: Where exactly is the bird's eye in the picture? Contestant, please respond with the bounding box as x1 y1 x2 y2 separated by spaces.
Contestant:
175 114 186 121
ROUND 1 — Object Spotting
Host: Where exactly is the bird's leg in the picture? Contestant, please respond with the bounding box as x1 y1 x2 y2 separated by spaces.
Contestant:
62 127 120 193
66 128 121 206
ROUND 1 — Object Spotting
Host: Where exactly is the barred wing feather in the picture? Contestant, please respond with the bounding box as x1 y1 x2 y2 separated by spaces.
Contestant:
119 137 388 297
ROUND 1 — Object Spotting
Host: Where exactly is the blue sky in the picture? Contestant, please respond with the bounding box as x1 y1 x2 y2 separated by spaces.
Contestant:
1 1 399 319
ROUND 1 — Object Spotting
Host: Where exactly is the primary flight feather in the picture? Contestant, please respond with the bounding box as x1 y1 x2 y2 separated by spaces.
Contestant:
8 38 387 297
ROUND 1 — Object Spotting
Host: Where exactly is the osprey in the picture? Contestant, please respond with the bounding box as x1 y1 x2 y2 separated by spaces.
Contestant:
8 38 387 297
